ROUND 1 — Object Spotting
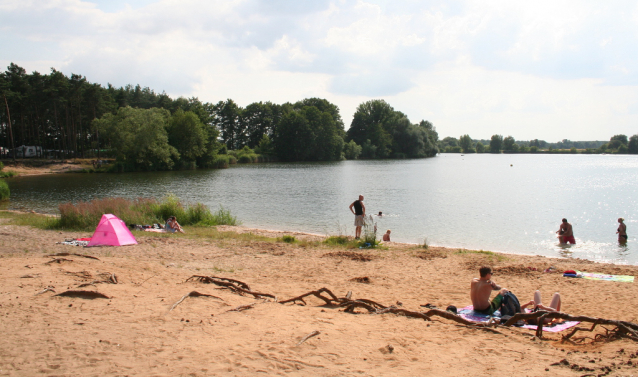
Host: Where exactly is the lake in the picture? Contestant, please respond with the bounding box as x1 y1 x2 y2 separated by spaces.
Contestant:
4 154 637 265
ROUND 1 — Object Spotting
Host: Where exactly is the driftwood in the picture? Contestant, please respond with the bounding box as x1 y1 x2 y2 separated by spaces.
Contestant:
47 253 100 261
185 275 276 300
297 330 320 346
169 291 224 312
55 290 110 299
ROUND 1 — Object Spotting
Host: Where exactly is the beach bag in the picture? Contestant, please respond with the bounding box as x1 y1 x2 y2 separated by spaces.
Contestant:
500 292 521 317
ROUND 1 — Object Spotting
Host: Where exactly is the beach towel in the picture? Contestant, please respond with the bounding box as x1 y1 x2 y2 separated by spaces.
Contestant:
458 305 579 333
579 272 634 283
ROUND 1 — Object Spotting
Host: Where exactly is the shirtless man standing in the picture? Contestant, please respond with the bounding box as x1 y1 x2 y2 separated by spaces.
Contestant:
557 218 575 244
470 266 508 315
349 195 366 239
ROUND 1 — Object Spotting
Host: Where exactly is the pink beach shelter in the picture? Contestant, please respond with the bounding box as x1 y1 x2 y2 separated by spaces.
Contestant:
87 214 138 247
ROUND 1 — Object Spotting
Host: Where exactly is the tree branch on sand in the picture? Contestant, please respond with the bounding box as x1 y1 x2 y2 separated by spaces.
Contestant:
185 275 276 300
168 291 224 312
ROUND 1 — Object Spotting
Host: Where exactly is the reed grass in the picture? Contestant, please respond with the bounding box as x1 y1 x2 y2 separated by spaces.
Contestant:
0 180 9 200
54 195 237 230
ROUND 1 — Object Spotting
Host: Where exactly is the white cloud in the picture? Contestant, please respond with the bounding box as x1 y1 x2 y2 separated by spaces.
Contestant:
2 0 638 140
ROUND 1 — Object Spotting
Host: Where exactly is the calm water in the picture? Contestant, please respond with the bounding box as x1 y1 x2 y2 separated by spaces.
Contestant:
4 154 638 264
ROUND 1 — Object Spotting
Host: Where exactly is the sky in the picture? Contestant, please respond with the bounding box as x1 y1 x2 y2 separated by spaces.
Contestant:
2 0 638 141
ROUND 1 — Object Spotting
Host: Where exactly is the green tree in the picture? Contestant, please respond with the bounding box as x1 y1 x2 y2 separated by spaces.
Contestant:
489 134 503 153
609 134 628 150
347 100 395 158
94 107 178 170
475 142 485 153
459 134 473 153
628 134 638 154
213 99 243 150
343 140 362 160
167 109 208 165
502 136 518 152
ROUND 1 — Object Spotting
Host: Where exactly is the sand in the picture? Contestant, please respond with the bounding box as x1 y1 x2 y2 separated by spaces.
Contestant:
1 221 638 376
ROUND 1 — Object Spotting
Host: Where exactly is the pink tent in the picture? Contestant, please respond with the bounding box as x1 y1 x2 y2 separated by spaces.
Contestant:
87 214 138 247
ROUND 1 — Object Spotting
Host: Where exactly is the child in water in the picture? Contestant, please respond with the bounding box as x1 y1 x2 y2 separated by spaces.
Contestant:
383 229 391 242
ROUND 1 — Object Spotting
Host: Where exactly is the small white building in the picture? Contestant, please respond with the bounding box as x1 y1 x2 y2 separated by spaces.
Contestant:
14 145 42 158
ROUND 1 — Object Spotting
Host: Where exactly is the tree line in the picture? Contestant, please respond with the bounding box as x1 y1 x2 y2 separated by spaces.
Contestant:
0 63 439 171
440 134 638 154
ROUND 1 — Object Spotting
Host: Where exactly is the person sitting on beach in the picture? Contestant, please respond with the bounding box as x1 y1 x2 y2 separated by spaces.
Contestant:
382 229 391 241
520 290 562 325
165 216 184 233
617 218 628 244
557 218 575 244
470 266 508 315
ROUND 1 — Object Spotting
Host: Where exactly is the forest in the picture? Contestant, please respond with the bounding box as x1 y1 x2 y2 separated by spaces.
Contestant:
0 63 439 171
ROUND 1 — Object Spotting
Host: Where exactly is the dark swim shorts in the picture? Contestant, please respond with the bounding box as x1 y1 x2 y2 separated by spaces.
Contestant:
473 293 503 315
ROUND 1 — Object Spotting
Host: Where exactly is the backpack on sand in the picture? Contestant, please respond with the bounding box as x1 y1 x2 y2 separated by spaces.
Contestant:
500 291 522 317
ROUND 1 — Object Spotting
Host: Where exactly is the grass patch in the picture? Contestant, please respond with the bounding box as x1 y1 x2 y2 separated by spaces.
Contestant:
455 249 508 262
280 235 296 243
0 179 9 200
0 171 17 178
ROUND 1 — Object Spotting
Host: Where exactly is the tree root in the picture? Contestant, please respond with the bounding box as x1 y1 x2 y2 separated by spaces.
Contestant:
185 275 276 300
279 287 346 305
502 311 638 342
46 258 73 264
169 291 224 312
35 286 55 296
77 273 118 288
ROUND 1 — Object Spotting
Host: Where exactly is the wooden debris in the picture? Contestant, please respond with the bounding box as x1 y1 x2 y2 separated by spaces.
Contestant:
296 330 320 346
185 275 276 300
47 253 100 261
169 291 224 312
35 287 56 296
55 290 110 299
228 303 256 312
279 287 345 306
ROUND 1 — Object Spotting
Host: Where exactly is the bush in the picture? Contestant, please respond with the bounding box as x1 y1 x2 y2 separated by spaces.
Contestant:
211 155 230 169
56 195 238 230
0 180 9 201
281 235 296 243
0 161 4 171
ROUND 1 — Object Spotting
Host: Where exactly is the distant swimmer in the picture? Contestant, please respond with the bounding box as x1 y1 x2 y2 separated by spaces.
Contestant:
383 229 391 242
617 218 628 244
557 218 575 244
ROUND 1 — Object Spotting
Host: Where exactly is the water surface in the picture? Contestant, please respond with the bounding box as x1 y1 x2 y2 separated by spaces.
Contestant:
5 154 637 264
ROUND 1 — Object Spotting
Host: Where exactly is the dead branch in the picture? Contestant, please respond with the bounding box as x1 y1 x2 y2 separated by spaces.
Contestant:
296 330 320 346
47 253 100 260
185 275 251 290
185 275 275 300
279 287 345 305
169 291 224 312
227 303 256 312
35 287 55 296
55 290 110 299
46 258 73 264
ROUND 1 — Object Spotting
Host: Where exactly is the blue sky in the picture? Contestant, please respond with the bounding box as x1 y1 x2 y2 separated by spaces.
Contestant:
1 0 638 141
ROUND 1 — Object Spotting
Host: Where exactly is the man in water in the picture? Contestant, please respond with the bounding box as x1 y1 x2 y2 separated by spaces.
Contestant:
617 218 628 244
470 266 508 314
349 195 365 239
557 218 575 244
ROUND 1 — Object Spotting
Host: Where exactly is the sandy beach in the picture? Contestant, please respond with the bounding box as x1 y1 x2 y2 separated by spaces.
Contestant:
1 220 638 376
